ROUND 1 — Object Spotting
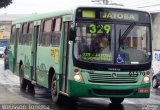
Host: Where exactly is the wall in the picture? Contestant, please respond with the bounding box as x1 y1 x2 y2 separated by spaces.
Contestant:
151 13 160 50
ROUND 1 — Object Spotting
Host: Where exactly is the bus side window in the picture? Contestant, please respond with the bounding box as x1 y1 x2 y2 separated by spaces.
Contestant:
39 20 45 46
23 23 28 34
52 17 62 46
54 18 61 32
10 26 16 44
27 22 33 45
19 23 28 45
18 25 22 45
40 19 52 46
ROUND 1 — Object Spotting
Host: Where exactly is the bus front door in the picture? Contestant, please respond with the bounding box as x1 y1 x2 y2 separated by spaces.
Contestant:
61 21 71 92
31 22 40 83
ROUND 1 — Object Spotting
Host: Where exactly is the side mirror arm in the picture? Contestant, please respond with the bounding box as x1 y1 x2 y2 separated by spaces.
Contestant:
69 27 76 41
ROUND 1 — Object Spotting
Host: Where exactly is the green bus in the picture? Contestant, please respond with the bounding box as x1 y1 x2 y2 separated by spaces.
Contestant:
7 5 152 104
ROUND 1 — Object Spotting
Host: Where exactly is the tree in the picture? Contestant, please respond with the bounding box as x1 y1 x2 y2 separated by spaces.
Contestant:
0 0 12 8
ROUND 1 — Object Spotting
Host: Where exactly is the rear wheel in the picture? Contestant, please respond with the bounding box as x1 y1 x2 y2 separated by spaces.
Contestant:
19 64 28 90
152 77 159 88
110 98 124 104
4 63 8 70
28 82 35 95
4 56 8 70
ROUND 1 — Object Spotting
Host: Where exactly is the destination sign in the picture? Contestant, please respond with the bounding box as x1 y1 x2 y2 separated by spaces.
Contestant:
81 52 113 62
100 11 139 21
76 8 149 23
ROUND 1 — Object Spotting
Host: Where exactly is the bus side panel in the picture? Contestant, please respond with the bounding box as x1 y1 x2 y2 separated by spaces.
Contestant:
36 46 60 88
16 45 32 81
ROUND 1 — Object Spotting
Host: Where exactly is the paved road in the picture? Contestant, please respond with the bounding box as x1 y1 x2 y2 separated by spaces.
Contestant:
0 58 160 110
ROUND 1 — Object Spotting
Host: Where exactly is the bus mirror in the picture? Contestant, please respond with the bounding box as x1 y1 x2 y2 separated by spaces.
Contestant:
69 27 76 41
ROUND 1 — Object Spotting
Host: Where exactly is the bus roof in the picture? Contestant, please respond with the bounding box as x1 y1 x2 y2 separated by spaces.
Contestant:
12 4 149 24
12 9 74 24
75 4 149 13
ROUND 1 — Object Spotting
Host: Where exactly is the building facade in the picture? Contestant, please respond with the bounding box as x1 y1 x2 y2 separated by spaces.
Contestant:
0 14 31 47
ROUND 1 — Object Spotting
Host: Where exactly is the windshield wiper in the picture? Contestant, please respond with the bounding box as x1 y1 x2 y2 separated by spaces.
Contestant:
120 22 136 40
118 29 121 50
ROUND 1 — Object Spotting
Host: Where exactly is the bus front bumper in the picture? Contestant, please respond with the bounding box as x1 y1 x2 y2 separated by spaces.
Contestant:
68 80 150 98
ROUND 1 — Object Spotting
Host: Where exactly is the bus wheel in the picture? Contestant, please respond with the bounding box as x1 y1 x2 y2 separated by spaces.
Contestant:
51 74 63 104
28 82 35 95
19 65 28 90
110 98 124 104
4 64 8 70
152 77 159 88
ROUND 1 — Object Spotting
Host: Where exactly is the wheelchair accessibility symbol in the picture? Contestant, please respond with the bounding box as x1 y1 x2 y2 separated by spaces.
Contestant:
116 54 124 64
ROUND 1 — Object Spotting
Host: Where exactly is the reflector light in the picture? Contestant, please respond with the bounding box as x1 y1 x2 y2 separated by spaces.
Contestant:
138 88 149 93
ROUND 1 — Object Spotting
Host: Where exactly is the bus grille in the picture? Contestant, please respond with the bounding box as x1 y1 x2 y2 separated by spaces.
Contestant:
88 72 138 83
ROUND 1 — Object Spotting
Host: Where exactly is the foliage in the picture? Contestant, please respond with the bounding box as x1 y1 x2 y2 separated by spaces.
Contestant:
0 0 12 8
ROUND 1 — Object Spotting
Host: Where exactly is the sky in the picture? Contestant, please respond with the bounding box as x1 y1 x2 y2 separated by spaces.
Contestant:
0 0 159 14
111 0 160 12
0 0 93 14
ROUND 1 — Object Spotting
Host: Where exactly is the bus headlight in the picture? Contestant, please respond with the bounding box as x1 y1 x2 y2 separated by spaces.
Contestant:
143 70 150 83
143 76 150 83
73 68 83 82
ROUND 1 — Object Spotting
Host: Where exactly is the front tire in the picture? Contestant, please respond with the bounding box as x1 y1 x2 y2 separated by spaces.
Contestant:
19 64 28 90
152 77 159 88
51 74 64 104
110 98 124 104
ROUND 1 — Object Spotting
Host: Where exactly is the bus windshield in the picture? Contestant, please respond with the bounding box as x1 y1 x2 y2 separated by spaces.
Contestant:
73 21 151 65
116 24 150 64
